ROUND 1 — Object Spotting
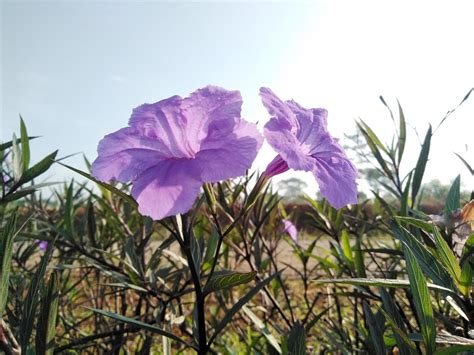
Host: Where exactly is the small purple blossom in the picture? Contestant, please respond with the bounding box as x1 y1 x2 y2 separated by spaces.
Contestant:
37 240 48 250
282 219 298 242
260 88 358 209
92 86 263 220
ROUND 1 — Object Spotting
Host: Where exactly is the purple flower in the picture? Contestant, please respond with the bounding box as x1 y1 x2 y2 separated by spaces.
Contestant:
92 86 263 220
260 88 358 209
282 219 298 242
37 240 48 250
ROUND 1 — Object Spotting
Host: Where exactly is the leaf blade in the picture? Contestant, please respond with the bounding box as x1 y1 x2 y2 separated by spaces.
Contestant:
204 271 257 296
411 126 432 204
208 272 279 347
403 244 436 354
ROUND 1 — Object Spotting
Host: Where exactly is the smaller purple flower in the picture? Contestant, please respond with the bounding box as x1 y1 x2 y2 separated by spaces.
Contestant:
37 240 48 250
260 88 358 209
92 86 263 220
282 219 298 242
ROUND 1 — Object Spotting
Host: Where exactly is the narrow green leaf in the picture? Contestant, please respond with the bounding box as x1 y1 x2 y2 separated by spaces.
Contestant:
242 306 282 353
0 213 18 316
36 271 60 355
444 175 461 214
340 229 354 266
88 308 195 349
435 87 473 132
360 248 403 256
391 223 456 291
18 150 58 185
190 231 202 280
411 126 432 204
400 172 412 216
0 136 38 152
125 236 144 278
305 307 331 332
403 244 436 354
358 119 390 154
64 181 74 239
19 117 30 171
357 122 393 181
208 272 278 347
86 199 97 247
354 235 366 278
204 271 257 296
395 217 434 233
202 182 216 212
432 226 462 289
462 235 474 261
379 95 396 123
379 288 416 354
287 321 306 355
58 162 138 208
312 278 456 296
0 189 36 205
363 301 386 354
434 344 474 354
454 153 473 176
408 332 474 346
460 260 473 298
397 100 407 163
20 239 55 353
202 229 219 272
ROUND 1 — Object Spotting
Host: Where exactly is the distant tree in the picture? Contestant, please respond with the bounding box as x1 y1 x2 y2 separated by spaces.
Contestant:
421 179 471 205
276 177 308 202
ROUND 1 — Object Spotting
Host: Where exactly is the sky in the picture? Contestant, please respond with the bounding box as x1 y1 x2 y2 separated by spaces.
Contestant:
1 1 473 196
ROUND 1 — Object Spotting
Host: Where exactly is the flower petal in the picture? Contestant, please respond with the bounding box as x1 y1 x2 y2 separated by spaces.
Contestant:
129 86 243 158
264 118 314 171
285 100 328 146
183 86 243 143
129 97 197 159
37 240 48 250
91 127 169 183
283 219 298 242
130 160 202 220
197 119 263 182
263 155 289 178
312 153 358 209
259 87 298 130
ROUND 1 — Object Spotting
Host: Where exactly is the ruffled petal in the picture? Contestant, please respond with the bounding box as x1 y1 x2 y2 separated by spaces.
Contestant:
91 127 169 183
183 86 243 145
129 97 197 159
260 87 358 209
263 118 314 171
197 119 263 182
129 86 243 158
285 100 328 146
131 160 202 220
312 154 358 209
259 87 298 131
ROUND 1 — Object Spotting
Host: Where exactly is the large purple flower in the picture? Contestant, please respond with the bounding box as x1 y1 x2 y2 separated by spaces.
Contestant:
260 88 357 209
92 86 263 220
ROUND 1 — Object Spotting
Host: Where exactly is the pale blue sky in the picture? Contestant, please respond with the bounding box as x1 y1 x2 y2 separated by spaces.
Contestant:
2 1 473 193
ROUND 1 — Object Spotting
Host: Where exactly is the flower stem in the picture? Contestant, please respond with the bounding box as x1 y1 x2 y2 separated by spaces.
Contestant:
178 215 208 354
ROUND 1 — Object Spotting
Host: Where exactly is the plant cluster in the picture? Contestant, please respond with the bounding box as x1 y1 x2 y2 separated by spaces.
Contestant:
0 88 473 354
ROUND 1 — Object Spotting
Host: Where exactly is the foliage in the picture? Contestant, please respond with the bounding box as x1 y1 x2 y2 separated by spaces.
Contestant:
0 90 473 354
